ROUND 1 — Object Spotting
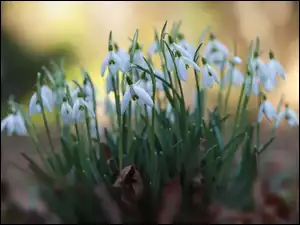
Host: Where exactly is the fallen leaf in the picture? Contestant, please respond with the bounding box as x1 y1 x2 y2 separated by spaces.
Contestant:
157 177 182 224
113 165 144 208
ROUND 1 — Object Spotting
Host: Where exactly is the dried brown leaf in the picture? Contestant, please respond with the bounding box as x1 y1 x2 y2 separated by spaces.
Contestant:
158 177 182 224
113 165 144 208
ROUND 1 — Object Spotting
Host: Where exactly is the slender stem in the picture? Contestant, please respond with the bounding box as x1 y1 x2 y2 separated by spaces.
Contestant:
224 68 233 116
112 76 123 169
231 83 245 137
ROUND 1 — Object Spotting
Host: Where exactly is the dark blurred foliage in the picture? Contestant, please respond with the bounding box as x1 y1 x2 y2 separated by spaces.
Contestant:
1 29 75 103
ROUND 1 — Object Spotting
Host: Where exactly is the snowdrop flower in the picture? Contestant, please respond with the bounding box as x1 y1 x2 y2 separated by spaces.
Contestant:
53 84 66 105
250 52 269 81
257 95 278 123
114 43 130 72
29 85 54 116
106 73 118 94
1 111 27 136
262 77 276 92
204 33 229 58
60 98 73 125
174 50 201 82
177 33 196 58
223 58 244 87
101 45 125 77
267 50 286 81
72 93 96 122
132 44 148 76
120 76 154 114
245 72 261 96
275 104 299 128
201 57 220 89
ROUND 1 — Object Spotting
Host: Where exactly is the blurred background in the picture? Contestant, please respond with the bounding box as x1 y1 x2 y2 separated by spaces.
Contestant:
1 1 299 217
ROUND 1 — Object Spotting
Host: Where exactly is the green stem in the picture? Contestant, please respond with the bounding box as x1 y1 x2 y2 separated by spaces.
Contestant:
231 83 245 137
224 68 233 116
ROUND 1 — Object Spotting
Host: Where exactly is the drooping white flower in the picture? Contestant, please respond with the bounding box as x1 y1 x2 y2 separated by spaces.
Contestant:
257 96 278 123
101 46 125 77
120 77 154 114
232 56 242 65
204 33 229 58
262 77 276 92
106 72 119 94
223 61 244 87
201 57 220 89
172 43 193 60
250 52 269 81
177 33 196 58
72 94 96 122
29 85 54 116
1 111 27 136
245 74 261 96
132 47 148 76
174 51 201 82
275 104 299 128
114 43 130 72
60 99 73 125
267 50 286 81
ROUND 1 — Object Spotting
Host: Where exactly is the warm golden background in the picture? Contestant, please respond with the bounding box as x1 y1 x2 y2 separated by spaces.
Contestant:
1 1 299 213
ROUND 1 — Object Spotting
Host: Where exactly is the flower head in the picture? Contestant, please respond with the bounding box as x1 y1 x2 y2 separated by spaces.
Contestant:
204 33 229 58
61 98 73 125
29 85 54 116
201 57 220 88
275 103 299 128
174 51 201 82
120 76 154 114
267 50 286 81
257 95 278 122
223 63 244 87
101 47 125 77
1 111 27 136
245 72 260 96
72 93 96 122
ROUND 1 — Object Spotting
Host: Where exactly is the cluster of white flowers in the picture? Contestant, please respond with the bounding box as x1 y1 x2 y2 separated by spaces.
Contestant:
1 28 299 137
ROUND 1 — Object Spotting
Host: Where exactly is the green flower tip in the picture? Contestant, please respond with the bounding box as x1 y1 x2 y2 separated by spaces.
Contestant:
108 44 113 52
62 97 68 102
285 102 289 108
209 33 216 40
253 51 259 58
126 76 133 85
141 72 146 80
269 50 275 59
114 43 119 51
260 92 266 101
168 35 174 44
177 33 184 41
201 57 207 65
77 92 85 98
175 50 182 58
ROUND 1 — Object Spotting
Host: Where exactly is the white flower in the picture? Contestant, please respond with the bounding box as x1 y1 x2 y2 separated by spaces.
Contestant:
172 43 193 60
72 96 96 122
121 79 154 115
148 41 159 57
257 97 278 122
178 39 196 58
206 51 227 68
29 85 54 116
223 64 244 87
245 75 261 96
101 50 124 77
132 49 147 75
175 51 201 82
115 46 130 72
275 105 299 127
201 58 220 89
262 77 276 92
61 100 73 125
250 54 269 81
204 33 229 57
106 73 119 94
1 111 27 136
267 51 286 81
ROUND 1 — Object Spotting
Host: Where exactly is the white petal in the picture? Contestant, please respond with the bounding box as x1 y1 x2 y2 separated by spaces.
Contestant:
148 42 159 56
264 100 277 121
101 53 110 77
214 40 229 56
173 43 193 59
106 75 114 94
132 85 154 108
83 101 96 118
182 56 201 72
121 90 132 114
208 65 220 84
29 93 40 116
112 52 125 72
176 58 188 81
275 111 285 128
